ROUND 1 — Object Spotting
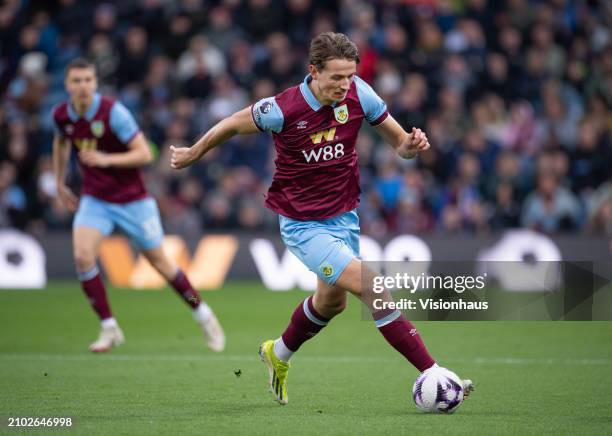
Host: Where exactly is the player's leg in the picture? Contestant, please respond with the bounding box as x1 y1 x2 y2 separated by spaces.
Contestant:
260 210 358 404
335 259 474 396
260 279 347 404
74 226 108 316
334 259 436 372
273 279 347 362
112 196 225 352
141 245 225 352
265 214 356 361
73 196 124 352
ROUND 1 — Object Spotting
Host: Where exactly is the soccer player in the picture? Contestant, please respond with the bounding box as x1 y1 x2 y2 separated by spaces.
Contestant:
170 33 473 404
52 58 225 353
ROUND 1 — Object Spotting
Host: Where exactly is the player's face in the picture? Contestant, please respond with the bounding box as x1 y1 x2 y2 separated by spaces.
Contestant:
65 67 98 108
310 58 357 104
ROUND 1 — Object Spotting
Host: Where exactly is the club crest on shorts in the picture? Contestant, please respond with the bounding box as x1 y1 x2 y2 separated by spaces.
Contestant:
91 121 105 138
320 263 334 278
334 104 349 124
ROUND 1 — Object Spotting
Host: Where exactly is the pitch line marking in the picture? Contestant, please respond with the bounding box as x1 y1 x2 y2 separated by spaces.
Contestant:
0 353 610 366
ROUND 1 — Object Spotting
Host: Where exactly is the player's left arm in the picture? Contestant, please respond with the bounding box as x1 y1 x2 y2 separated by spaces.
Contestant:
79 101 153 168
374 116 430 160
80 132 153 168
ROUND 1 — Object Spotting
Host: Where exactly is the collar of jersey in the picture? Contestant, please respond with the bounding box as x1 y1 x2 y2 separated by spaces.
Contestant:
67 93 101 122
300 75 339 111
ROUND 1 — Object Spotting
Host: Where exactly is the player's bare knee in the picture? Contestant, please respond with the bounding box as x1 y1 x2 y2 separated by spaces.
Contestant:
74 249 96 271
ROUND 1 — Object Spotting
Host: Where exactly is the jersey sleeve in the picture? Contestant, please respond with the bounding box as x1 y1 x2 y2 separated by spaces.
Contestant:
251 97 284 133
354 76 389 126
109 101 140 144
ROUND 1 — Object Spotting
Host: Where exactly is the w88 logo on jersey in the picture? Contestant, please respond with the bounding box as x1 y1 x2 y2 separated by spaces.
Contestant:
301 143 345 163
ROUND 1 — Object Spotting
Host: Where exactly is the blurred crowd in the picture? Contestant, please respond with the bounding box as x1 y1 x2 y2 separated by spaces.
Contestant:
0 0 611 239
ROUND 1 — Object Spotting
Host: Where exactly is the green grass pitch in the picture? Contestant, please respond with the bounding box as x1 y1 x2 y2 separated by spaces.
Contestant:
1 282 611 435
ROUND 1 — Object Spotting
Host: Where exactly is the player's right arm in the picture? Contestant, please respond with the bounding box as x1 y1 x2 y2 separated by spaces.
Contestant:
52 134 79 212
170 106 259 169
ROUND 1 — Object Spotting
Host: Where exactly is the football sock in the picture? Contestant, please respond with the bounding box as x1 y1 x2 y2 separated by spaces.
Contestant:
374 309 436 372
193 302 213 323
170 269 202 309
101 317 118 329
273 337 294 362
78 266 112 320
279 296 330 356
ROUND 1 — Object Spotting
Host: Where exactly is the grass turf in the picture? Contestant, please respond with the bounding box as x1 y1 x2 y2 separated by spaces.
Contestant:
1 281 611 435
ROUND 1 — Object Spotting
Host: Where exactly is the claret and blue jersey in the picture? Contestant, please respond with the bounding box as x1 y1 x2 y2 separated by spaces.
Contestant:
252 74 389 221
52 92 147 204
252 75 389 283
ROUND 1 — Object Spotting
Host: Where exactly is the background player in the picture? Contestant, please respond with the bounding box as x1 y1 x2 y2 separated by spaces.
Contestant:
52 58 225 353
170 33 472 404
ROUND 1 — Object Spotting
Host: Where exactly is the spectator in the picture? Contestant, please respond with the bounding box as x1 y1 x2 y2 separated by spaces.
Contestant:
490 182 521 229
586 182 612 236
570 118 612 197
116 26 151 87
177 35 226 81
0 161 26 228
0 0 610 237
521 172 582 233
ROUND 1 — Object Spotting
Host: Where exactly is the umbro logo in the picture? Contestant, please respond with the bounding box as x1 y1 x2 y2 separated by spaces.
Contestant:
409 328 418 336
297 120 308 129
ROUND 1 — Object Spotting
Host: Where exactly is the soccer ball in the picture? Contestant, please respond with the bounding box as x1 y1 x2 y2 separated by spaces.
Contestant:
412 366 464 413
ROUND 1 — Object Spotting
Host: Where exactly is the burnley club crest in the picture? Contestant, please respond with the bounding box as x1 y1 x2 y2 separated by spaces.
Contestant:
334 104 349 124
91 121 105 138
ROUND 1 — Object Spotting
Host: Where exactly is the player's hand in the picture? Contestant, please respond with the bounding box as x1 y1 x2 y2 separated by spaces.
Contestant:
57 184 79 212
79 150 111 168
170 145 196 169
397 127 430 159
